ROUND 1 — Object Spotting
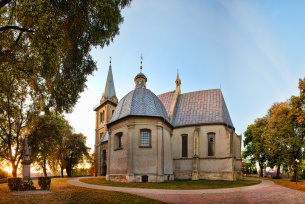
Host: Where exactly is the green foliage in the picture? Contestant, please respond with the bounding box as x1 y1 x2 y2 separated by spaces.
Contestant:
0 0 131 177
272 176 282 179
242 160 257 174
244 77 305 179
0 0 131 113
38 177 52 190
64 133 90 177
7 177 22 191
243 117 268 177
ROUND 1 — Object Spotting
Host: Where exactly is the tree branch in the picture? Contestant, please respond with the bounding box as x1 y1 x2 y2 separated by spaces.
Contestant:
0 0 11 9
0 26 34 33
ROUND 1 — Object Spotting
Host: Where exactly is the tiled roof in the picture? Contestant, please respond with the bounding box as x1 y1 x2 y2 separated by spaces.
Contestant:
108 88 170 124
103 66 116 99
157 91 175 116
158 89 234 128
100 131 108 144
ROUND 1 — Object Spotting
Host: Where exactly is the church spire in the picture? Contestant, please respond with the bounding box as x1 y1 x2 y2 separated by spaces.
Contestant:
175 69 181 91
102 57 116 100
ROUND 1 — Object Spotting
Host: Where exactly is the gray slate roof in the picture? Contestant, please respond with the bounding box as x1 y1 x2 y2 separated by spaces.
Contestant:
103 66 116 99
158 89 234 128
108 88 170 124
99 131 108 144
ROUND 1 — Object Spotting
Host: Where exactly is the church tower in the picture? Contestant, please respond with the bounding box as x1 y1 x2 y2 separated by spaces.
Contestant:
94 58 118 176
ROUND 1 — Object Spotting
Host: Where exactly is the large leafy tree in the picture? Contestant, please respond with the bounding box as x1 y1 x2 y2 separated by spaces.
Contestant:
1 0 131 112
243 117 269 177
0 0 131 177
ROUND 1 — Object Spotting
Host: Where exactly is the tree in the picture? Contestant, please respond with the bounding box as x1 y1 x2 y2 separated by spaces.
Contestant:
243 117 269 177
265 102 291 177
1 0 131 113
0 0 131 177
0 75 39 177
64 133 90 177
28 113 70 177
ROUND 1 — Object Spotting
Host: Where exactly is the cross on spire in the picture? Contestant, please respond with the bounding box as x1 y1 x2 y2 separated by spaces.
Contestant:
109 56 112 67
140 54 143 73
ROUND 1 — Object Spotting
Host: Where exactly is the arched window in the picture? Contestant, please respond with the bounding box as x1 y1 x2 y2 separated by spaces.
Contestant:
140 129 151 147
208 133 215 156
115 132 123 150
100 111 105 123
181 134 188 157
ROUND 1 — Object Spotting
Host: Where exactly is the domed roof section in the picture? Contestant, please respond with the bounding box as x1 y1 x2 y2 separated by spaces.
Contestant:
108 88 170 125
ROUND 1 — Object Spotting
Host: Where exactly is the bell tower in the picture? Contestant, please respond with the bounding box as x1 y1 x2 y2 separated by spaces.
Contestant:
94 57 118 176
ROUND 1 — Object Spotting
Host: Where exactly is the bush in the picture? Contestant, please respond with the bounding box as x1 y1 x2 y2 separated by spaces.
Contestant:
8 178 22 191
38 177 52 190
0 169 8 179
272 176 281 179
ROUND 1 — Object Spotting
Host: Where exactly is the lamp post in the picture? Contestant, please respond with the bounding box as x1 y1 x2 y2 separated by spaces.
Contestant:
295 159 300 185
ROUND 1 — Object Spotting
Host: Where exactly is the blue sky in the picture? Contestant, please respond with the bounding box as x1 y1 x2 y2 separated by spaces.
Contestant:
65 0 305 151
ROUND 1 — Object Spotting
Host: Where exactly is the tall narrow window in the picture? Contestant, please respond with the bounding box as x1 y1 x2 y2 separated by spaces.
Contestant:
100 111 105 123
115 132 123 150
208 133 215 156
140 129 151 147
102 150 106 161
182 134 188 157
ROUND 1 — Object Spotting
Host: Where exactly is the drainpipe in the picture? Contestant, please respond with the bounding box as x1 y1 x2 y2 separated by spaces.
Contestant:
162 127 164 175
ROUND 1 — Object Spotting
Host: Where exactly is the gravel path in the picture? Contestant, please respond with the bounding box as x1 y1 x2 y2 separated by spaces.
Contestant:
67 177 305 203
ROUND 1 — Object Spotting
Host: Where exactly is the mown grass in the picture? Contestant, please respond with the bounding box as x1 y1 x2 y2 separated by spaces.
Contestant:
0 178 166 204
80 178 261 190
270 178 305 192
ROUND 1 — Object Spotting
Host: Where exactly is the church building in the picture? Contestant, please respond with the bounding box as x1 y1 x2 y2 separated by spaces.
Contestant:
94 59 242 183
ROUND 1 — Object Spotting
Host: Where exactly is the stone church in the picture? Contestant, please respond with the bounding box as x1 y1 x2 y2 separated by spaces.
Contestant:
94 61 242 183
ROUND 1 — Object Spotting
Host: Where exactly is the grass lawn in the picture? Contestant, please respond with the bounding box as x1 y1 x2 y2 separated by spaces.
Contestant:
269 178 305 192
80 178 261 190
0 178 166 204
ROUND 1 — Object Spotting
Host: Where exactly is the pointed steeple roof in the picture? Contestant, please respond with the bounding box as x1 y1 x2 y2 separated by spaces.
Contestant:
103 58 116 99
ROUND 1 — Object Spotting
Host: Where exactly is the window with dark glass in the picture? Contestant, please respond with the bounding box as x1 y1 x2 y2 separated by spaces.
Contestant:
115 132 123 150
208 133 215 156
102 150 106 161
100 111 105 123
140 129 151 147
182 135 188 157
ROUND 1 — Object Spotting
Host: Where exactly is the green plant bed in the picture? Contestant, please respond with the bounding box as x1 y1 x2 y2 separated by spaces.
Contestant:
38 177 52 190
80 178 261 190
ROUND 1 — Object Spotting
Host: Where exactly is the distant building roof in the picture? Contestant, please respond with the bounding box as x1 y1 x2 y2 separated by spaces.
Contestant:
108 88 170 125
158 89 234 128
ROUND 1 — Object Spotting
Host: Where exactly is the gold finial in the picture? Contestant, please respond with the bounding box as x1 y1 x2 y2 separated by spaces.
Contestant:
140 54 143 73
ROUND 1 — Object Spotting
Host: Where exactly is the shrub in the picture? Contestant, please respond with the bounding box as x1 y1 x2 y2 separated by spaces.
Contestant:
272 176 281 179
38 177 52 190
8 178 22 191
20 179 36 190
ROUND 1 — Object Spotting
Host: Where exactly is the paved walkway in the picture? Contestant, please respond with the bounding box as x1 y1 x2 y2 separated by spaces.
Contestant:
68 177 305 203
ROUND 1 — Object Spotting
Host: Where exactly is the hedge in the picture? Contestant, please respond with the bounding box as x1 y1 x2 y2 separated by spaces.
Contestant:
38 177 52 190
8 178 22 191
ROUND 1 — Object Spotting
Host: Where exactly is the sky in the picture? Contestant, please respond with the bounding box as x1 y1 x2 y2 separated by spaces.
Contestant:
65 0 305 152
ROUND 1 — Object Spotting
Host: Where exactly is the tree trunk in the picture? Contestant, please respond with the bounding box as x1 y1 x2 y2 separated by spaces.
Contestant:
12 163 17 178
259 163 264 177
42 159 47 176
276 166 281 177
61 166 64 178
66 165 72 177
294 167 298 182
